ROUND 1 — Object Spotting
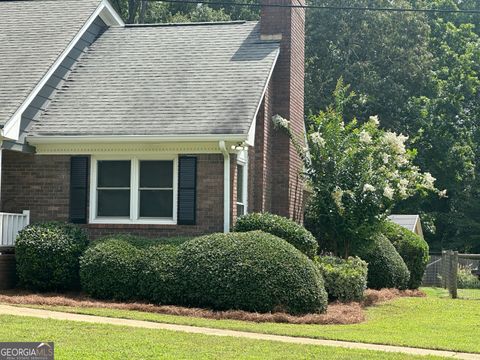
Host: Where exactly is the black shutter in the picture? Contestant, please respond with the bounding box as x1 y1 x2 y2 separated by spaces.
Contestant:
69 156 89 224
178 156 197 225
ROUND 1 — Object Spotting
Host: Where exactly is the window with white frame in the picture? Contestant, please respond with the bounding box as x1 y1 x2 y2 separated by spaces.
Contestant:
91 156 177 224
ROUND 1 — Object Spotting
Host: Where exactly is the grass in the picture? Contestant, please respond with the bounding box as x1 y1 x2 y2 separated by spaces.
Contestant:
0 315 444 360
20 288 480 354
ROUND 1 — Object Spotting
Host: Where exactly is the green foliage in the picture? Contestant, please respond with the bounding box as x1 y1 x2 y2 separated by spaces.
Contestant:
80 240 142 301
381 221 429 289
233 212 318 258
90 234 191 249
15 222 88 291
177 231 328 315
278 80 438 256
352 233 410 290
316 256 367 302
137 245 181 304
457 266 480 289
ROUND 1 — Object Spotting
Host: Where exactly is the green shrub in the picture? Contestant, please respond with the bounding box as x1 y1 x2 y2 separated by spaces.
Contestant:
352 233 410 290
137 245 181 304
177 231 327 315
233 213 318 258
382 221 429 289
316 256 367 302
15 222 88 291
458 266 480 289
90 234 191 249
80 240 142 300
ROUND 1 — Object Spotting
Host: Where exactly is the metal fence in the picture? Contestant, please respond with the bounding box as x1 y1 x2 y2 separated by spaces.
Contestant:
422 251 480 300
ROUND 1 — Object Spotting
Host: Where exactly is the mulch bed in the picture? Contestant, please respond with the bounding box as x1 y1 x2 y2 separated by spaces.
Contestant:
0 288 424 325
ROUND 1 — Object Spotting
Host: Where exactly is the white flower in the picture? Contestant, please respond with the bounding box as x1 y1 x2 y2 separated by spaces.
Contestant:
331 187 345 213
423 172 436 189
382 131 408 154
310 132 326 147
438 189 448 198
382 153 390 164
363 183 376 192
272 115 289 129
383 185 394 200
359 130 372 144
369 115 380 126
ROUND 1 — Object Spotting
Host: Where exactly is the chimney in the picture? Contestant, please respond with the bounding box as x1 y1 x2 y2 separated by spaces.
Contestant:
260 0 305 222
260 0 306 221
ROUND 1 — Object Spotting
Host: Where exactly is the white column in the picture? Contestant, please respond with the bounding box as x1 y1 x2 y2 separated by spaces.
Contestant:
219 141 231 233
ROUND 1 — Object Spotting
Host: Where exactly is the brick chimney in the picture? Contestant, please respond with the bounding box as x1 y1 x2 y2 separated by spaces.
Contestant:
260 0 306 222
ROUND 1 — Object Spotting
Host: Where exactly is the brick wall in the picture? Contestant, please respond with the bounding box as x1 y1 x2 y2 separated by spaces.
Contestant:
249 0 305 222
1 151 224 239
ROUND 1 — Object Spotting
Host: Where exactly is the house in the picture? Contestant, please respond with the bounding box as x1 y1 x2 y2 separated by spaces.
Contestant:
0 0 306 244
388 215 424 238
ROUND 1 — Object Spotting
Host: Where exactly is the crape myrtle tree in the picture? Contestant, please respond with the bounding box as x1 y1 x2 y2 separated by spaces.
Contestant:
274 80 443 257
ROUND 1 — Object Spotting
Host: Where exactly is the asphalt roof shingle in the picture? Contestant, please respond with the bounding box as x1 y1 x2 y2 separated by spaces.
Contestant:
0 0 101 127
30 21 280 137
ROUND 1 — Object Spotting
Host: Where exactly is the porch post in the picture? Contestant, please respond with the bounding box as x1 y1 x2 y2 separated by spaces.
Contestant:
219 141 231 233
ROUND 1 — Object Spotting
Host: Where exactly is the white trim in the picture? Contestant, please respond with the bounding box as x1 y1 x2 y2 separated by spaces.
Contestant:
2 0 123 142
99 0 125 26
28 134 248 144
236 149 248 216
246 49 280 146
89 154 178 225
219 141 231 233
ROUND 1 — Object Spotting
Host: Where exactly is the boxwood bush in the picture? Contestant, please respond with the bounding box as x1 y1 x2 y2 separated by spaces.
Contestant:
80 239 142 300
177 231 327 314
316 255 367 302
137 245 181 304
352 233 410 290
15 222 88 291
382 221 429 289
233 213 318 258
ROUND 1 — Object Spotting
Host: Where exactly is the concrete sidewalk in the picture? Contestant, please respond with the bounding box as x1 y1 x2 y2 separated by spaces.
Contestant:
0 304 478 359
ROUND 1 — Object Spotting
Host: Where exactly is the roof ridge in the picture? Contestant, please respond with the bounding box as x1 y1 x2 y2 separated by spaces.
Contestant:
125 20 248 28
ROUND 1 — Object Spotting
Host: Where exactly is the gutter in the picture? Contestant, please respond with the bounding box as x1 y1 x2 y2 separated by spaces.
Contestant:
219 141 231 233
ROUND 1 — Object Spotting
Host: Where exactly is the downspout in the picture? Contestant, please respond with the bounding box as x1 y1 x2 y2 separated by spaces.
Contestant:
219 141 230 233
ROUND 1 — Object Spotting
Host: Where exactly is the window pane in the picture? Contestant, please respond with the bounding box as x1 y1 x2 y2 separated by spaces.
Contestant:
237 165 244 203
140 190 173 218
237 204 245 217
97 190 130 217
140 161 173 188
98 161 131 188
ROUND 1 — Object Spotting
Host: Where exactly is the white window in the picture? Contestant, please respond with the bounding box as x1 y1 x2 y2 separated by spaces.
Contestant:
90 156 177 224
236 150 248 217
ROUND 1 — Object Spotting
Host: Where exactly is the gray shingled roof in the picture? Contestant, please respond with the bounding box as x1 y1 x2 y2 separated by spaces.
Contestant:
388 214 420 232
30 21 279 137
0 0 101 127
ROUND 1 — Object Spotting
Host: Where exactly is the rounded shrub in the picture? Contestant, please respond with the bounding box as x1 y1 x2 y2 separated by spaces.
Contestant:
137 245 181 304
177 231 327 315
15 222 88 291
382 221 429 289
352 233 410 290
233 212 318 258
80 239 142 300
316 255 367 302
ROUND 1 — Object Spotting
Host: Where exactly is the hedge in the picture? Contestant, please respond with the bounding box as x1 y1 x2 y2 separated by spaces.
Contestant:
177 231 327 314
15 222 88 291
352 233 410 290
80 239 142 300
316 255 367 302
137 245 181 304
233 213 318 258
382 221 429 289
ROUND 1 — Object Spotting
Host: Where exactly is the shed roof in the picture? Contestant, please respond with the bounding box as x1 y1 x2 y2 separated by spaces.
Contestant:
0 0 101 127
30 21 280 138
388 214 422 236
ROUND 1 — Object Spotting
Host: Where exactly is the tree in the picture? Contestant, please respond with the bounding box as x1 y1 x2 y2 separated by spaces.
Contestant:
274 80 441 257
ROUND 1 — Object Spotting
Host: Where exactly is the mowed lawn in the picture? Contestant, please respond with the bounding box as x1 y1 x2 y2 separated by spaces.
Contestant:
20 288 480 354
0 315 444 360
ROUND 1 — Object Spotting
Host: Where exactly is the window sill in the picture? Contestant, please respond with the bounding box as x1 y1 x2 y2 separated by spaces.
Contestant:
89 218 177 225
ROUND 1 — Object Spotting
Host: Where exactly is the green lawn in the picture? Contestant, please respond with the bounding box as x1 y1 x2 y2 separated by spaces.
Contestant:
0 315 443 360
21 288 480 354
